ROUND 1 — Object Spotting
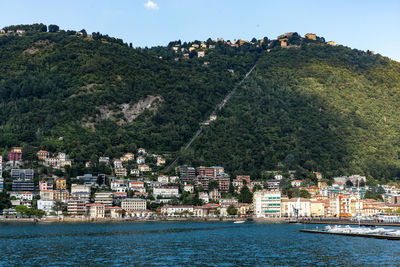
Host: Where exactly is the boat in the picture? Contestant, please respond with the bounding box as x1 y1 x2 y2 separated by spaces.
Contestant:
300 225 400 240
234 220 245 224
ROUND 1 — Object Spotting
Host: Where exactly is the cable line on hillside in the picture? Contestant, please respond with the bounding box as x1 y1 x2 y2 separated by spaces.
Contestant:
165 61 258 172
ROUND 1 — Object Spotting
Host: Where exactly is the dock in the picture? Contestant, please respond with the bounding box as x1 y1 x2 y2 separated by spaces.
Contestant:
299 229 400 240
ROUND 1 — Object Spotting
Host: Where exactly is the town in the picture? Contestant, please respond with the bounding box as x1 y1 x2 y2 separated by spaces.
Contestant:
0 146 399 222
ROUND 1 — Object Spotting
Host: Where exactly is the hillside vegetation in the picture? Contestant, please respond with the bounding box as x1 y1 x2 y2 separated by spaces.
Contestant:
0 24 260 171
183 44 400 182
1 24 400 182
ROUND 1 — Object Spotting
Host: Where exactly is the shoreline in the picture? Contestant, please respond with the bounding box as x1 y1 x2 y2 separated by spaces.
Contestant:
0 217 286 224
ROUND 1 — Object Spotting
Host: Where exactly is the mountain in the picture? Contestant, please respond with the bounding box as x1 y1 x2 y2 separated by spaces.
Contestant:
0 24 260 171
1 24 400 182
183 43 400 182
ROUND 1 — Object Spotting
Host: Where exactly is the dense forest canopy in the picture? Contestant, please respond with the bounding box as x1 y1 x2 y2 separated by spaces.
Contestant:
1 24 400 182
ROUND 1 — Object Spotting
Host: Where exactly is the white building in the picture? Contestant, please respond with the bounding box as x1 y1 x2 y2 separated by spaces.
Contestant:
111 180 126 190
291 180 302 187
153 186 179 198
136 156 145 164
71 184 91 194
158 175 169 184
121 198 147 211
199 192 209 203
169 176 179 183
253 190 281 218
87 203 105 218
161 205 194 215
10 191 33 201
37 200 54 215
183 184 194 193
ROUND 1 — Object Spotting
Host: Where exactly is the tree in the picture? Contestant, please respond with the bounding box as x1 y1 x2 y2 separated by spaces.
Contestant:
346 180 354 187
238 185 253 203
299 189 311 199
227 205 238 216
54 200 66 214
228 182 235 195
48 24 59 32
0 192 11 210
39 24 47 32
15 205 30 217
208 180 219 191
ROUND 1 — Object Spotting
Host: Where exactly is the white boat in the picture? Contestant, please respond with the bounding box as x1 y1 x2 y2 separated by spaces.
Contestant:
234 220 245 224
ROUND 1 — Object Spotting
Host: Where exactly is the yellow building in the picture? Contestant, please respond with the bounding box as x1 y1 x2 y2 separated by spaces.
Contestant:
310 200 325 217
56 178 67 190
305 33 317 40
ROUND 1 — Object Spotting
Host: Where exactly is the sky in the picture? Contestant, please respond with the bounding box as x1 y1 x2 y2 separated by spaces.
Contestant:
1 0 399 61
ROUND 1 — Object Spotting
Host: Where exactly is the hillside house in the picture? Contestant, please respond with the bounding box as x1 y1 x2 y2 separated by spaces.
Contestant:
136 156 145 164
304 33 317 40
138 164 151 172
137 148 146 155
37 150 50 160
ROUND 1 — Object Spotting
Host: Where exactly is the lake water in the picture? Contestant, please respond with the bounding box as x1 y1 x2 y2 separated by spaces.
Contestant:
0 221 399 266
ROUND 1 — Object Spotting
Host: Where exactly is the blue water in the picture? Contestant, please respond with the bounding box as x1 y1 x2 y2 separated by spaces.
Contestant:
0 222 398 266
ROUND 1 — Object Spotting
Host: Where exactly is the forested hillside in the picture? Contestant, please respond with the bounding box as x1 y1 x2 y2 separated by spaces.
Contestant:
183 44 400 182
1 24 400 182
0 24 261 170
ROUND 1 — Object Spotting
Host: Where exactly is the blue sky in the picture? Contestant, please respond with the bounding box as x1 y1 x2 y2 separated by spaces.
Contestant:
1 0 399 61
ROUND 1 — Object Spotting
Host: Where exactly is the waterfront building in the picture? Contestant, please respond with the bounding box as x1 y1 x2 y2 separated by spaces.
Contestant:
87 203 105 218
310 200 326 217
68 199 87 216
121 198 147 211
105 206 123 218
161 205 194 215
37 200 54 215
281 198 311 217
253 190 281 218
